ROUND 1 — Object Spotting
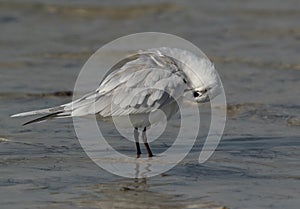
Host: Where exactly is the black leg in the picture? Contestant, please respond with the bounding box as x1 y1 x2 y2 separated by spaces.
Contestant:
134 128 141 158
142 127 153 157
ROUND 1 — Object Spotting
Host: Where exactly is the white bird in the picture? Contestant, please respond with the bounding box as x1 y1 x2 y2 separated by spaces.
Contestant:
11 47 221 157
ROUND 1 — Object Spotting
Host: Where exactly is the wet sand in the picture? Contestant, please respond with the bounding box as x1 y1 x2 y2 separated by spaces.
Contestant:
1 0 300 208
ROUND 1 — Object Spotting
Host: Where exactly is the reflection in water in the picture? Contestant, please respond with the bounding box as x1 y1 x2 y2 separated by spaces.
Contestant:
92 156 163 178
78 177 186 209
78 176 228 209
135 160 152 179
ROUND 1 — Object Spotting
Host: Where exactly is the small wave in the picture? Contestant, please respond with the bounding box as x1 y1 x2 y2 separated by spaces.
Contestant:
227 103 300 127
211 56 300 71
0 91 72 99
0 2 181 19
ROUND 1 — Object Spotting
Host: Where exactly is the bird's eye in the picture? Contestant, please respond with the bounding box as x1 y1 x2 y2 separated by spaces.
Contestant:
193 91 200 97
193 89 208 98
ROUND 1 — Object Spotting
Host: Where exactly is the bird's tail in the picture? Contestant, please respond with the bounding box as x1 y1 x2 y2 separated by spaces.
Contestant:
11 106 70 125
11 91 101 125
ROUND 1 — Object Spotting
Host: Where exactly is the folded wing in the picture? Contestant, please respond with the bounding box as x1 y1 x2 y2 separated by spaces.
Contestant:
11 51 188 124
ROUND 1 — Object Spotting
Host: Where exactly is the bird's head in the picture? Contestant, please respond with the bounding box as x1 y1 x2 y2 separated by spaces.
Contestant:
191 81 220 103
189 65 221 103
146 47 222 103
179 50 221 104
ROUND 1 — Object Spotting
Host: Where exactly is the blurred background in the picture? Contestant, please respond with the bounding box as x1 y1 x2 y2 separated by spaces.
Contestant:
1 0 300 208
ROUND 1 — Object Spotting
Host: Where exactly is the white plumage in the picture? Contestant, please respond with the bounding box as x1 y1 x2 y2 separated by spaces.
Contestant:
11 47 221 157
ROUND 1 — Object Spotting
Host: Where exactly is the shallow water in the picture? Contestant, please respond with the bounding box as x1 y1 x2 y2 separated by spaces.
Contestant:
1 0 300 208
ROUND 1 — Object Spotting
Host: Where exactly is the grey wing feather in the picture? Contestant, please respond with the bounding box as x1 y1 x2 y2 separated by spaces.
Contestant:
11 51 188 123
95 53 188 117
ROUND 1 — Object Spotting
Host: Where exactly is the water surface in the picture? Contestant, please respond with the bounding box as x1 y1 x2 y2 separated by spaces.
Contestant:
1 0 300 208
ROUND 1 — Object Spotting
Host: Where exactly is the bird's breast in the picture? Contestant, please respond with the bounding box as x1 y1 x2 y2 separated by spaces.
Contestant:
106 100 180 129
